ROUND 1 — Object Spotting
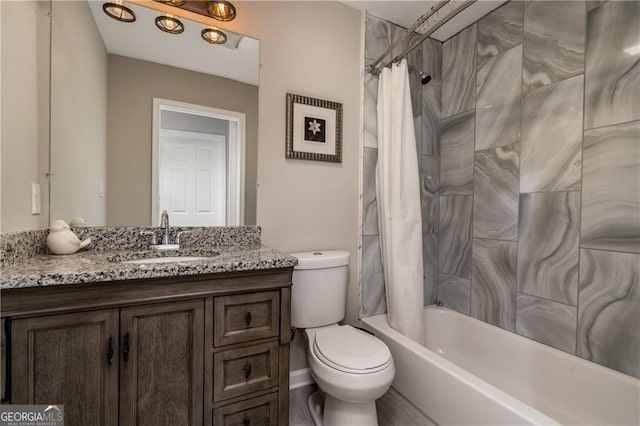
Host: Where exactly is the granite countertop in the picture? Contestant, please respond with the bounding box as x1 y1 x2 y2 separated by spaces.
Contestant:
0 245 298 289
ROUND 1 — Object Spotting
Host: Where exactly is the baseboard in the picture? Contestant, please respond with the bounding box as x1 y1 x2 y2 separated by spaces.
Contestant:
289 368 315 390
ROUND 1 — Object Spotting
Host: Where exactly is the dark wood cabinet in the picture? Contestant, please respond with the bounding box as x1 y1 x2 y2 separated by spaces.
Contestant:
10 309 119 426
119 300 204 426
1 269 292 426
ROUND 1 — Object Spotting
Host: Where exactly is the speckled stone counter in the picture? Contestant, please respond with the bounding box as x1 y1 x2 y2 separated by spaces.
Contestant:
1 245 297 289
0 226 297 289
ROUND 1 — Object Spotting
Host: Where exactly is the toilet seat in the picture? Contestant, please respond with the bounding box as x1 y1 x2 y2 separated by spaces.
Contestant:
313 326 392 374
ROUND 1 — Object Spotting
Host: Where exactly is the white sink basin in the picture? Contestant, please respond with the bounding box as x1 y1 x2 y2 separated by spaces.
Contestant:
122 256 213 265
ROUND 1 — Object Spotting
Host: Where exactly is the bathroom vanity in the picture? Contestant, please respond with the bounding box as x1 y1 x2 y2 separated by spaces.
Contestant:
0 227 296 426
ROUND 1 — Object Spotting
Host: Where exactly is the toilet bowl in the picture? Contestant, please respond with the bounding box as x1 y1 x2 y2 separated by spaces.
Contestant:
306 326 395 404
290 250 395 425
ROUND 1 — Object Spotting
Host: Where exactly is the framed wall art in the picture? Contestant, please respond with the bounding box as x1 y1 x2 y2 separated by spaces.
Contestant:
286 93 343 163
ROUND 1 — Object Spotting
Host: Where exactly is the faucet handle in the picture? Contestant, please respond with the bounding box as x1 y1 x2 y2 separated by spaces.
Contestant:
176 231 191 246
140 230 157 246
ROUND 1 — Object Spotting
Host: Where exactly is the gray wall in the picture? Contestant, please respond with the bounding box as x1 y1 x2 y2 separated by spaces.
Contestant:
361 1 639 379
107 54 258 226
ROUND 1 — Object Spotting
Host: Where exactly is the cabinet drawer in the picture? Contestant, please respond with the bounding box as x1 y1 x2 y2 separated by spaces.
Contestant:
214 291 280 346
213 392 278 426
214 342 279 402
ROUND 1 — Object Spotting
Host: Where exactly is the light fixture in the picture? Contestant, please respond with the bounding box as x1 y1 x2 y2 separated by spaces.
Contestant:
102 2 136 22
154 0 186 6
155 14 184 34
207 1 236 22
201 28 227 45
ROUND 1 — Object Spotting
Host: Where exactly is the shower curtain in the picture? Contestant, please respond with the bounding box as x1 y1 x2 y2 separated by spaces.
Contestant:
376 60 425 344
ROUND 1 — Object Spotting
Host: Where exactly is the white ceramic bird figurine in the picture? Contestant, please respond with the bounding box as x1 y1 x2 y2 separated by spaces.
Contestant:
47 220 92 255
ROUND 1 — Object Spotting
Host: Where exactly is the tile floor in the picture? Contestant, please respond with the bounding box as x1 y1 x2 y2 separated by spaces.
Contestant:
289 385 433 426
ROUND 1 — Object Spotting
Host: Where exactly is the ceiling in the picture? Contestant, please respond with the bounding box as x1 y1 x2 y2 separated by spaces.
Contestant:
343 0 507 42
86 1 260 85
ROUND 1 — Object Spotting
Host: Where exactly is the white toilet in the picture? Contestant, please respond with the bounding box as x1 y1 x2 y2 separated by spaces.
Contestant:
290 250 395 426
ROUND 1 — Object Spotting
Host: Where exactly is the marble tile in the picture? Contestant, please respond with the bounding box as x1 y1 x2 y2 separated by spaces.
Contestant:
518 192 580 306
577 249 640 378
473 144 519 241
477 1 524 68
423 233 439 306
523 1 585 93
414 114 423 157
420 38 442 157
471 239 517 331
391 27 423 74
440 111 474 196
421 155 439 195
421 79 441 156
439 195 473 279
421 190 439 235
422 37 443 81
584 1 640 130
361 235 387 317
438 274 471 315
581 121 640 253
364 72 379 149
516 294 577 354
520 75 583 193
476 45 522 151
363 148 379 236
442 24 477 118
365 14 392 61
586 1 608 12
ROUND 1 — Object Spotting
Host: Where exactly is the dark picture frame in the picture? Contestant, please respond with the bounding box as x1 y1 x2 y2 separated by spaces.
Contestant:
286 93 343 163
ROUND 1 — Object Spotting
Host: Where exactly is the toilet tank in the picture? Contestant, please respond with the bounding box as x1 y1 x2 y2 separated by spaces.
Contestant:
290 250 350 329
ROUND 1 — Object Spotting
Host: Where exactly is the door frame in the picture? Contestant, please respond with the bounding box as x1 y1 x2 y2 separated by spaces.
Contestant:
151 98 246 226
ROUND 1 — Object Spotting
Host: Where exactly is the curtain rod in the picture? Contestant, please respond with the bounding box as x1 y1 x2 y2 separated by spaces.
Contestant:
366 0 477 76
366 0 449 74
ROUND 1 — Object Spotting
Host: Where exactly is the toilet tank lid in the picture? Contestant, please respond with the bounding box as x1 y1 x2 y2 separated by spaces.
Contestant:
290 250 350 269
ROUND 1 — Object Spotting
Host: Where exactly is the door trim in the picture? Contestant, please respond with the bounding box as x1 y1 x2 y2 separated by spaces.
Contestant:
151 98 246 226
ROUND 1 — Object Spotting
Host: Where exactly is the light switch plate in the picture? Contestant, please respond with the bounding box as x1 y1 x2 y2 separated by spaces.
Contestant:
31 183 41 215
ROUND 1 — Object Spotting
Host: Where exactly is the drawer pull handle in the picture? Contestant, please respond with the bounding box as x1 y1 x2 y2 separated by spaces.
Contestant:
244 311 252 326
123 332 130 362
242 415 250 426
244 364 252 379
106 337 114 365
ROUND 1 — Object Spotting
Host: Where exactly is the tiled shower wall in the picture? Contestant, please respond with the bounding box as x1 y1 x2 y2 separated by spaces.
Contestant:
361 13 442 316
360 1 639 379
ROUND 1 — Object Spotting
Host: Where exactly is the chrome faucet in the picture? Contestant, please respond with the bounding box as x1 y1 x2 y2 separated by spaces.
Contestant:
160 210 170 245
139 210 190 250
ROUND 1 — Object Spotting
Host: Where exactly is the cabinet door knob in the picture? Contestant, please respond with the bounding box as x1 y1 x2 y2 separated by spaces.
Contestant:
106 337 114 365
244 311 252 326
242 415 250 426
122 332 130 362
244 363 252 379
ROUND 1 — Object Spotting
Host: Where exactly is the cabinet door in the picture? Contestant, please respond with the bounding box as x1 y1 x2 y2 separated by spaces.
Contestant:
11 309 119 426
119 300 204 426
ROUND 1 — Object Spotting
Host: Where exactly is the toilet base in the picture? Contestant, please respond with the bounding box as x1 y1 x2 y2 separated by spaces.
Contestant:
308 390 379 426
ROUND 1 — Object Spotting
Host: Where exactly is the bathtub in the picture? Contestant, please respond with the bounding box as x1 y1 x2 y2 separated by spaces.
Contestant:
362 306 640 425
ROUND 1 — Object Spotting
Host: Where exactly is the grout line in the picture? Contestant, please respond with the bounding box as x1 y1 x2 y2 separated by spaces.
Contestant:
518 290 579 310
579 246 640 256
516 0 525 334
584 117 640 133
576 0 589 356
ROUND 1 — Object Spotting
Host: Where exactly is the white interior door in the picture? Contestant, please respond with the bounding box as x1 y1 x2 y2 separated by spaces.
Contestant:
159 130 226 226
